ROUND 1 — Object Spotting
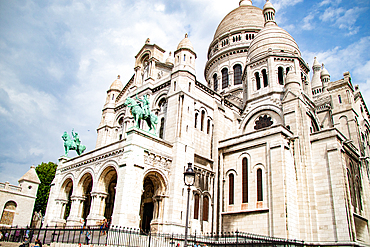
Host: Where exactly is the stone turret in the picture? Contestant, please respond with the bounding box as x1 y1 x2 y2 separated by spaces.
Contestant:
311 57 322 96
174 34 196 75
96 75 123 148
18 166 40 197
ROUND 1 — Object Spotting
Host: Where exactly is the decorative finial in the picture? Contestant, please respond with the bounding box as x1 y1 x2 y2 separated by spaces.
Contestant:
117 75 120 79
169 51 172 56
185 33 188 38
145 38 150 44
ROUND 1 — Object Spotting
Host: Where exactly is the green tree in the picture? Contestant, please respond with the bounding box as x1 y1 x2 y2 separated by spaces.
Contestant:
33 162 58 216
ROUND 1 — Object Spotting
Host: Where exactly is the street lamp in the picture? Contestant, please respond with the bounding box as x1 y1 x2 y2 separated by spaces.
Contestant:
184 162 195 247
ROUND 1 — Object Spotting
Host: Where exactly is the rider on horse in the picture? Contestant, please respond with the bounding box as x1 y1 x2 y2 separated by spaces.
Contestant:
136 94 150 119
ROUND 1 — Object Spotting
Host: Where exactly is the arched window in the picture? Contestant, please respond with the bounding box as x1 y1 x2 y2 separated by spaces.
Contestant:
0 201 17 226
229 174 234 205
207 119 211 134
201 110 205 131
195 113 198 128
286 67 290 75
356 178 362 211
262 69 268 87
347 169 355 207
255 72 261 90
203 196 209 221
257 168 263 201
222 68 229 89
242 158 248 203
213 74 218 91
233 64 242 85
194 194 199 219
278 67 284 85
159 118 165 139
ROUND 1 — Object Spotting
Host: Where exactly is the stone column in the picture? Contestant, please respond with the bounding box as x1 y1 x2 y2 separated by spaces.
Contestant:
87 192 108 225
51 199 68 226
66 196 85 226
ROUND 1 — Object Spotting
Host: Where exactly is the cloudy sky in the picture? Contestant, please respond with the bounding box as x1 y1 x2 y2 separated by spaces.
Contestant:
0 0 369 184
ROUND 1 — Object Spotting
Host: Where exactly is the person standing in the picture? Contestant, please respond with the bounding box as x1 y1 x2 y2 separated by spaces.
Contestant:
85 227 91 245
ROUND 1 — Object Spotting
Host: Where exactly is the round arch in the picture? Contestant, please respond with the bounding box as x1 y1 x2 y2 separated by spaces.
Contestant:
77 172 93 221
139 169 168 233
240 105 283 132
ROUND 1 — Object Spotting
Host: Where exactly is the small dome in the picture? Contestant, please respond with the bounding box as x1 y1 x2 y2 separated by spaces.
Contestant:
321 64 330 77
110 75 123 91
263 0 274 10
286 70 300 84
248 24 300 61
239 0 253 6
177 34 194 51
213 5 264 41
166 52 174 65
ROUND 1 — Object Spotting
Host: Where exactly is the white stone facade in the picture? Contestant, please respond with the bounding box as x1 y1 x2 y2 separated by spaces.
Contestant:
0 166 40 227
44 0 370 245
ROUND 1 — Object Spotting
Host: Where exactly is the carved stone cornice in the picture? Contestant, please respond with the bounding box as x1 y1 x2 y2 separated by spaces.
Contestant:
144 150 172 170
60 148 124 172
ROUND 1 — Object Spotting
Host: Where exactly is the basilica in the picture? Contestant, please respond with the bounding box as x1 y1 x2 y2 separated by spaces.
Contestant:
44 0 370 244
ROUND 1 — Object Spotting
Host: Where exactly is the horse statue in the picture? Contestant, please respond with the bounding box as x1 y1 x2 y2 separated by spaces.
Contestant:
124 96 158 134
62 130 86 156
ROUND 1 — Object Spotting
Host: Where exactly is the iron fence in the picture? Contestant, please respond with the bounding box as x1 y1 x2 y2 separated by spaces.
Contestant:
0 225 305 247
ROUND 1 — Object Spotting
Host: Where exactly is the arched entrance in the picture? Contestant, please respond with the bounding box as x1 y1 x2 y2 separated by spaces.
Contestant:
59 178 73 220
79 173 93 222
141 177 154 232
139 171 166 233
98 166 117 221
0 201 17 226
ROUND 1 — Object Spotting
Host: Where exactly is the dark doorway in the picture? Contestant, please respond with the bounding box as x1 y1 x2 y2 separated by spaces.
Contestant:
141 202 154 233
81 176 93 221
104 176 117 221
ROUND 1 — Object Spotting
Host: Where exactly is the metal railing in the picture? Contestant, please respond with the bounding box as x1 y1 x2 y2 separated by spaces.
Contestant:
0 225 305 247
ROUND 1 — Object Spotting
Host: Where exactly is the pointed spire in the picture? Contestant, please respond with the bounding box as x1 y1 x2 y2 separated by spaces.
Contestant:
313 57 320 68
263 0 276 26
311 57 323 94
18 166 41 184
239 0 252 6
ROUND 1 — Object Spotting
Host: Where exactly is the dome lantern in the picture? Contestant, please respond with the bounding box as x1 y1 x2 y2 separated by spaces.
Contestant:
263 0 276 26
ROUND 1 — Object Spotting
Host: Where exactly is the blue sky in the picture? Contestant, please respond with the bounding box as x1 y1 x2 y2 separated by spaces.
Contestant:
0 0 369 184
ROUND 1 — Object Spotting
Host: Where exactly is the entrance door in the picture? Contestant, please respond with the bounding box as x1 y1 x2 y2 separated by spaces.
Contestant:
141 202 154 233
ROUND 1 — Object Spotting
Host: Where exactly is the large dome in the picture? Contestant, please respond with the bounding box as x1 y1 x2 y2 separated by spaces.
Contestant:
213 5 264 41
248 24 301 61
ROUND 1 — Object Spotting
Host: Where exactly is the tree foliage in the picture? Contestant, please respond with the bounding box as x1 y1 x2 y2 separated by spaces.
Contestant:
33 162 58 216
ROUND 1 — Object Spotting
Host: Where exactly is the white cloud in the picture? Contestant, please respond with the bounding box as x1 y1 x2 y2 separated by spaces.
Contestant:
302 14 315 30
320 6 362 35
271 0 303 11
155 3 165 12
319 0 342 7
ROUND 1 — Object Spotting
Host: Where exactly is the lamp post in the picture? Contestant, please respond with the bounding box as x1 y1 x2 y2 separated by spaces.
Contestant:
184 162 195 247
